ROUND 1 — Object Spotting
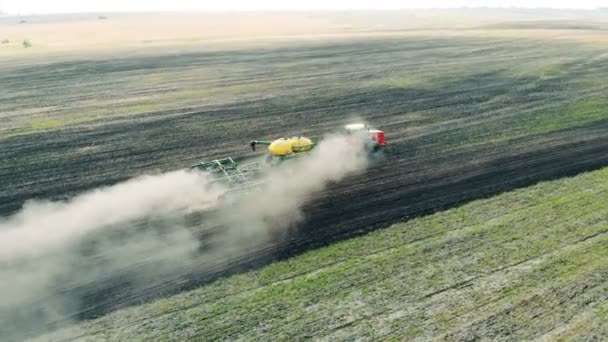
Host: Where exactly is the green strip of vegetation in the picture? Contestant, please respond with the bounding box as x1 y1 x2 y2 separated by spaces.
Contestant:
456 97 608 148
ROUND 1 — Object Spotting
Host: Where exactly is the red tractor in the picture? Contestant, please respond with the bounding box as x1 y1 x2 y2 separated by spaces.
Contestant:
343 123 388 152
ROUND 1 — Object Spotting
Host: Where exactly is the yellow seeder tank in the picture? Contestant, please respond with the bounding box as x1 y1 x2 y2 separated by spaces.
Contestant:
268 137 314 156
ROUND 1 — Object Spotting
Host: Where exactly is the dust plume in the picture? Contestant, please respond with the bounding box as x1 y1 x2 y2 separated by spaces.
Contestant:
0 130 372 341
218 131 370 247
0 170 225 340
0 170 224 261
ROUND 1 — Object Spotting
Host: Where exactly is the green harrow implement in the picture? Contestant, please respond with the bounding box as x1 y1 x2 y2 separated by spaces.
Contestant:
190 157 265 194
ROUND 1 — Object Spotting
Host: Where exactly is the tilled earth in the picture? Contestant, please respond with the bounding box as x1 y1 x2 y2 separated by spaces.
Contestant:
2 35 608 335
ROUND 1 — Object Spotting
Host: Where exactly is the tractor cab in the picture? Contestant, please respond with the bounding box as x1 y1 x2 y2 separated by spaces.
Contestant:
344 123 387 149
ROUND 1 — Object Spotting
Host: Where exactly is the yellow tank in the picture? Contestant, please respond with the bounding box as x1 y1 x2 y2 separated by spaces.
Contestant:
291 137 314 152
268 138 292 156
268 136 314 156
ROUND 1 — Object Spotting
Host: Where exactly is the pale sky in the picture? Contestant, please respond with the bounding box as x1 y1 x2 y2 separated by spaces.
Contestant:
1 0 605 15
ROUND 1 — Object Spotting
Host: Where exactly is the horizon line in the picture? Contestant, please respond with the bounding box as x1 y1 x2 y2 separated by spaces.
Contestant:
1 6 606 17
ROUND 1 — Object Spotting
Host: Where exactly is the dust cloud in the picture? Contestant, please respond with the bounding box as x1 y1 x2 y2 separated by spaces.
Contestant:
0 131 370 340
0 170 226 340
0 170 224 261
221 132 370 244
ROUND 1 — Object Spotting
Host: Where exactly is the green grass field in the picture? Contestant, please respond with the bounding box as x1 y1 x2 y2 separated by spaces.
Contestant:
38 165 608 341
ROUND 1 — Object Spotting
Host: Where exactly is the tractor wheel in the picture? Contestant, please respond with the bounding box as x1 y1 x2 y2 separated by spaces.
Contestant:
368 145 386 165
